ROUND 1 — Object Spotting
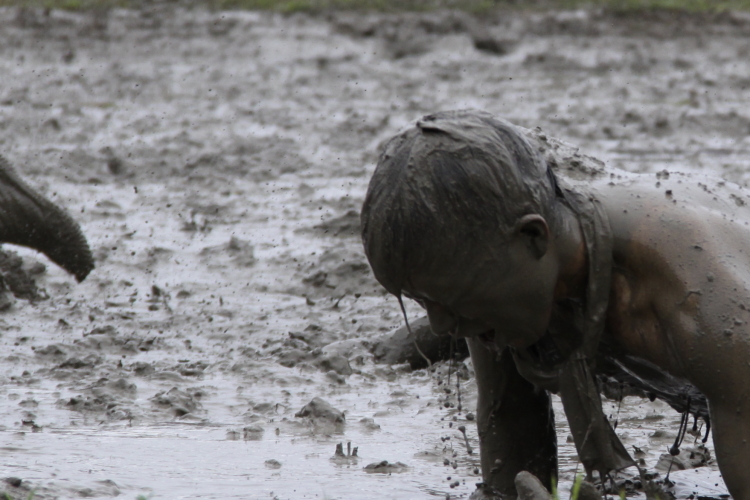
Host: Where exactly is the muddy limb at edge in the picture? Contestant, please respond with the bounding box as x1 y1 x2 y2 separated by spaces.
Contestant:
0 156 94 282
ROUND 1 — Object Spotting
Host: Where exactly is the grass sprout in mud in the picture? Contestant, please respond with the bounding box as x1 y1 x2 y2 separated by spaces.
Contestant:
0 4 747 500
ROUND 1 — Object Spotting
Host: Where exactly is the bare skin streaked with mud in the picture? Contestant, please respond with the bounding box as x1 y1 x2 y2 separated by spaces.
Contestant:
361 110 750 499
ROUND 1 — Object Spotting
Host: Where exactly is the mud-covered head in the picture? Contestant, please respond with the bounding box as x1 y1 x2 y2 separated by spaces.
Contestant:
361 109 558 298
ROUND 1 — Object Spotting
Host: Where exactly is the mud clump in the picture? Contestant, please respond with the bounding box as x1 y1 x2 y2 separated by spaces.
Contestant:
98 378 138 398
314 353 352 376
363 460 408 473
0 248 46 307
273 335 352 375
62 378 137 420
76 326 161 355
577 481 603 500
2 476 34 500
64 393 124 418
128 361 155 376
295 397 345 423
371 316 469 369
276 348 312 368
35 344 68 358
4 477 22 488
295 397 345 433
56 354 102 370
77 480 122 498
243 424 264 440
655 445 711 471
175 360 208 377
288 325 340 350
150 387 202 417
359 417 381 431
514 471 553 500
510 471 602 500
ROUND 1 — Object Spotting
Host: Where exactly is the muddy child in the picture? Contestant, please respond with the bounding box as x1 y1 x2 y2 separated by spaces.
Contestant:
361 109 750 499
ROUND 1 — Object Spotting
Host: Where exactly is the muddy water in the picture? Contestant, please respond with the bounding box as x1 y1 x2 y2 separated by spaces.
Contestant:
1 6 750 499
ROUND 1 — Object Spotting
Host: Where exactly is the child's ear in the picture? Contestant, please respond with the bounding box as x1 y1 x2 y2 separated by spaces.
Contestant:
515 214 549 260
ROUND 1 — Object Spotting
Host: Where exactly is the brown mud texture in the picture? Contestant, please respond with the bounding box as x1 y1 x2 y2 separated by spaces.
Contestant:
1 5 750 500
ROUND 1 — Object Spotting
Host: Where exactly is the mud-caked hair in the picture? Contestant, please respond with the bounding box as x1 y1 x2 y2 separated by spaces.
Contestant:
361 109 559 296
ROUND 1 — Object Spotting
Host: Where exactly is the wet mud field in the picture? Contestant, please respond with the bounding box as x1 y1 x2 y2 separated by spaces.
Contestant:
1 5 750 499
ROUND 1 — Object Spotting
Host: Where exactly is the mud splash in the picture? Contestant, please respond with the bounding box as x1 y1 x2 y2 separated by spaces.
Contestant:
1 5 748 499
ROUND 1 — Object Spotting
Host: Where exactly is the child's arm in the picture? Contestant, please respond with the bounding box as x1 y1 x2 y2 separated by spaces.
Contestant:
467 338 558 497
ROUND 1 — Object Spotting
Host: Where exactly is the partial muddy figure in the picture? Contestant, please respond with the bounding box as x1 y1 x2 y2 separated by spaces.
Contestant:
0 156 94 283
361 110 750 499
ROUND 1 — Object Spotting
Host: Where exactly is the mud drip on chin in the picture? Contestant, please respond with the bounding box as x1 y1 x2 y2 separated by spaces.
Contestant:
397 294 433 368
448 319 481 417
448 334 462 413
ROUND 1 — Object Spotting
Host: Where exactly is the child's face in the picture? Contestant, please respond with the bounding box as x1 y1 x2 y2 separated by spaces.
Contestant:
405 232 559 351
